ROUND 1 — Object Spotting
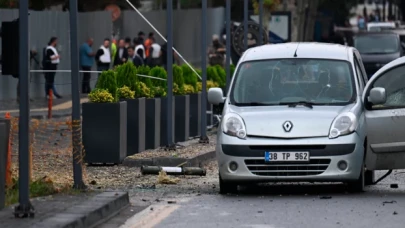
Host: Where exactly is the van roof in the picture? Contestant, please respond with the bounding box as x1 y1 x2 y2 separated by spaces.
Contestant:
241 42 353 62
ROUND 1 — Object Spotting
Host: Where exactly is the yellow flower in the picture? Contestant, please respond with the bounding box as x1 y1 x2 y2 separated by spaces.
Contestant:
184 84 195 94
117 86 135 99
88 89 114 103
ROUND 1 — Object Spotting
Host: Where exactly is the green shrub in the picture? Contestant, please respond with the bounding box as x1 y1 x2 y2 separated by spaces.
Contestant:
149 66 167 88
88 89 115 103
207 66 221 86
137 65 153 88
183 84 195 94
117 86 135 99
214 65 226 87
115 62 138 97
181 64 198 90
173 65 185 95
95 70 118 101
197 80 219 92
136 81 154 98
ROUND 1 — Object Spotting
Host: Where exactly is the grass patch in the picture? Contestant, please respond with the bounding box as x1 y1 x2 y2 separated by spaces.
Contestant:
5 176 78 206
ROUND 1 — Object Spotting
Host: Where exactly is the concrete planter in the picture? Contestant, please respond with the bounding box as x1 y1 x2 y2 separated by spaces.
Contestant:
82 101 127 164
174 95 190 142
124 98 146 156
145 98 161 150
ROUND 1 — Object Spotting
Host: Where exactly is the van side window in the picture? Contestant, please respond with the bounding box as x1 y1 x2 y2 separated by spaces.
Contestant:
370 64 405 110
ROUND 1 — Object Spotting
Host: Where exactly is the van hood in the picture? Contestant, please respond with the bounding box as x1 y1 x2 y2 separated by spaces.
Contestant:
228 105 355 138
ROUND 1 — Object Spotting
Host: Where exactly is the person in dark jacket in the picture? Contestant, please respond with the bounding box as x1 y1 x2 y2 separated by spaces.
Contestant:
127 46 144 67
44 37 62 99
113 39 128 67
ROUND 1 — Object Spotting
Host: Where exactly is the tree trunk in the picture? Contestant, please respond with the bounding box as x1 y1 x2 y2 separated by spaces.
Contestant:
262 7 271 33
304 0 320 41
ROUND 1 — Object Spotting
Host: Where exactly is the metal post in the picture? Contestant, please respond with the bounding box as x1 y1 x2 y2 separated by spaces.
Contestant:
69 0 85 189
14 0 35 218
225 0 231 93
244 0 248 50
259 0 263 45
200 0 208 143
167 0 174 147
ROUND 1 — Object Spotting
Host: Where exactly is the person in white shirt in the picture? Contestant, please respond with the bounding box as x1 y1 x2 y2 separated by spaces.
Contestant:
146 37 161 67
44 36 62 99
133 38 145 60
95 38 111 74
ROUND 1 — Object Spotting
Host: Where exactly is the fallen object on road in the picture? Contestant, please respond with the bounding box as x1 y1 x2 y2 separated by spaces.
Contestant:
157 171 180 185
141 166 206 176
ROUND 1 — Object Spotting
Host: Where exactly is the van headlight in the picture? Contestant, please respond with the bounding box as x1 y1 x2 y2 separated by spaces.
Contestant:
329 112 358 139
222 113 247 139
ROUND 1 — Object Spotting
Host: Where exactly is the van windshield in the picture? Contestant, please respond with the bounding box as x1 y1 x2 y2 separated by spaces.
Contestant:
230 59 356 106
354 35 399 54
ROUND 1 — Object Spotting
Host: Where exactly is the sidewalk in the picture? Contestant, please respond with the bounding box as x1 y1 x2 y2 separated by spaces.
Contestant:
0 95 88 118
1 191 129 228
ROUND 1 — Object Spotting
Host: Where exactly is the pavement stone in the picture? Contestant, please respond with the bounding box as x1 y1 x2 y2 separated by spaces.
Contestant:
0 191 129 228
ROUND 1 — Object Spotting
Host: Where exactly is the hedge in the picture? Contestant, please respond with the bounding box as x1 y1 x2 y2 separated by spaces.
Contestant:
92 62 236 101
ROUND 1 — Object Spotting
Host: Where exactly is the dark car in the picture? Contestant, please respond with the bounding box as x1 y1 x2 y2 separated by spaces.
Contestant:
353 31 403 78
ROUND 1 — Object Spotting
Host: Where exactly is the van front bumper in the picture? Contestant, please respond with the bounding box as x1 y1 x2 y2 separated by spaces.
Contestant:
217 133 364 183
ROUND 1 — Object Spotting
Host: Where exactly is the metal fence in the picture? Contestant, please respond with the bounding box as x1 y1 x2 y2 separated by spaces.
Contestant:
4 0 268 218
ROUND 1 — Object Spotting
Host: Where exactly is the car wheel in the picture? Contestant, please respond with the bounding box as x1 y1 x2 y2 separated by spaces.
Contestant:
347 162 365 193
365 170 375 186
219 173 238 194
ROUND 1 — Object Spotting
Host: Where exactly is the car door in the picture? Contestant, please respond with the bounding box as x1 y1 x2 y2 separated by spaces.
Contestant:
363 58 405 170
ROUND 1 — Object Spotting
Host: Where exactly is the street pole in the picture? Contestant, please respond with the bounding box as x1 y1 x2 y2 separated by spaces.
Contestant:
200 0 208 143
225 0 231 93
166 0 174 148
14 0 35 218
69 0 85 189
244 0 248 50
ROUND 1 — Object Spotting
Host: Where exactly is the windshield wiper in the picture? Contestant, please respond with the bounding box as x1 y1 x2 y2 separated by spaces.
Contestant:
279 101 314 109
233 102 275 107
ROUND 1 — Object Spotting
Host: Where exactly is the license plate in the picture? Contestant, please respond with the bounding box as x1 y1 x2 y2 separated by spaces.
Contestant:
265 151 310 162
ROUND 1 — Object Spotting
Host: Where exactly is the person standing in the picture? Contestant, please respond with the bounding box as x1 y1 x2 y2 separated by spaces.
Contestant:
134 38 146 60
147 38 161 67
95 38 112 73
160 37 180 70
79 38 95 94
144 32 154 59
127 46 144 67
137 31 145 47
113 39 128 67
44 37 62 99
207 34 225 67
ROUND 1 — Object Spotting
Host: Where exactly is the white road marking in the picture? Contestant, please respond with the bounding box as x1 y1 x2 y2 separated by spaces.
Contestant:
120 204 180 228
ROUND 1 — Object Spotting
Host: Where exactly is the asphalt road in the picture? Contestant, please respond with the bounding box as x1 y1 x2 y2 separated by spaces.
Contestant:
100 169 405 228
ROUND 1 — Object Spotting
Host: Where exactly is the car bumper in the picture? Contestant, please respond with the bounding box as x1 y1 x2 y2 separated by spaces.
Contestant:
217 133 364 183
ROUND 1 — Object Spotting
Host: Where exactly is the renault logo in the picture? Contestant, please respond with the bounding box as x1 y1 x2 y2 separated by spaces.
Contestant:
283 121 293 132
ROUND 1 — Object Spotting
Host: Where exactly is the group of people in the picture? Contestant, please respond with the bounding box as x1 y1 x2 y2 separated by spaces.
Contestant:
79 31 180 94
40 31 181 99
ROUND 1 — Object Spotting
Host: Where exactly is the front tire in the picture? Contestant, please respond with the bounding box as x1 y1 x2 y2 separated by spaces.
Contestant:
347 162 365 193
365 170 375 186
219 174 238 194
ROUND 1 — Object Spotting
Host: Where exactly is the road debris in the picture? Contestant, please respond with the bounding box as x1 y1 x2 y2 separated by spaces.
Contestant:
382 200 397 205
390 184 398 188
320 196 332 199
142 166 206 176
157 171 180 185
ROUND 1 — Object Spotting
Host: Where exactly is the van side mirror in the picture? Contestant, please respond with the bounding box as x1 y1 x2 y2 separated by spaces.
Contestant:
368 87 386 105
207 88 225 105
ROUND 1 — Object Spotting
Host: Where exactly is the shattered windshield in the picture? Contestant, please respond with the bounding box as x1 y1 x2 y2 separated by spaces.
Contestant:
230 59 356 106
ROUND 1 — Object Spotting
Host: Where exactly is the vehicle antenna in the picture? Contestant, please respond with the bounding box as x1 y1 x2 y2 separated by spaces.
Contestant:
293 43 299 57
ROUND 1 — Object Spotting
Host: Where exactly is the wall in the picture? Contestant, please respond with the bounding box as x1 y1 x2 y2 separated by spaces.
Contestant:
0 7 225 100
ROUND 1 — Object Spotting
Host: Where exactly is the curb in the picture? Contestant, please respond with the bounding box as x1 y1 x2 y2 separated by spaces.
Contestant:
32 191 129 228
122 150 216 168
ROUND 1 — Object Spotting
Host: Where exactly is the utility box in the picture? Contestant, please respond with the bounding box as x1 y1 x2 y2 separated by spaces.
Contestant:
0 118 11 210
